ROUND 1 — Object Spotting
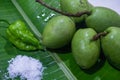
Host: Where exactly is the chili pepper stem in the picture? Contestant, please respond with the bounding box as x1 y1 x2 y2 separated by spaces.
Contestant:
0 19 10 26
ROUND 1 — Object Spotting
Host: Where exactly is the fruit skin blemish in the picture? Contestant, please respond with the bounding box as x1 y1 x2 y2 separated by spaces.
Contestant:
7 55 44 80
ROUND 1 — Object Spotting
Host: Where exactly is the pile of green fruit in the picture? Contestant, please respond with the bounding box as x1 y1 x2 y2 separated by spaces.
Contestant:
40 0 120 70
7 0 120 70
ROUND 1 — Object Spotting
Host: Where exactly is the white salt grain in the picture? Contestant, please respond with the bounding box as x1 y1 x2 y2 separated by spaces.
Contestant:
7 55 44 80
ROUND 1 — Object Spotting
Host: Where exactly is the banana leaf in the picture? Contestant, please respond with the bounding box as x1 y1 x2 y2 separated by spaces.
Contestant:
0 0 76 80
0 0 120 80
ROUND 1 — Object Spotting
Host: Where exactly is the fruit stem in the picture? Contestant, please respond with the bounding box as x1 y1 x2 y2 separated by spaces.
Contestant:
92 32 108 41
36 0 91 17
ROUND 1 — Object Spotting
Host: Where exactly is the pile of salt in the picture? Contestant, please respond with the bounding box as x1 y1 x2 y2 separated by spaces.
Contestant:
7 55 44 80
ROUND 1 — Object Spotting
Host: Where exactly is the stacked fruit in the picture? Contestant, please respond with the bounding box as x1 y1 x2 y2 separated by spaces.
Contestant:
39 0 120 70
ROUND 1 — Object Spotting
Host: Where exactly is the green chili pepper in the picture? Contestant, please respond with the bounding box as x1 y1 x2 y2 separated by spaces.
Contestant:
6 20 43 51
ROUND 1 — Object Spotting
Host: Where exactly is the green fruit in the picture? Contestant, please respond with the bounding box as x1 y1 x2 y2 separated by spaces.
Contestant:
42 15 76 49
60 0 93 23
72 28 100 69
86 7 120 32
101 27 120 69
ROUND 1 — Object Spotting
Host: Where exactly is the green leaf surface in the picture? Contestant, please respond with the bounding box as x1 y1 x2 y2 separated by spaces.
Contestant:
0 0 75 80
0 0 120 80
